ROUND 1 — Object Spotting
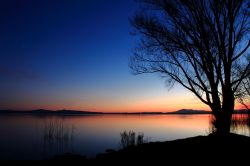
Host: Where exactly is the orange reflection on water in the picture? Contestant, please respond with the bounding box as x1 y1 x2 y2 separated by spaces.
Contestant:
1 114 249 160
59 114 211 139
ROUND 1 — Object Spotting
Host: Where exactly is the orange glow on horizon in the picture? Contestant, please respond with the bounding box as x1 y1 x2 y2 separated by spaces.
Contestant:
4 93 246 113
6 97 210 112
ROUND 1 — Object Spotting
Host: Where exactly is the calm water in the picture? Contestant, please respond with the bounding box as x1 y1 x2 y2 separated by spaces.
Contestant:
0 114 249 160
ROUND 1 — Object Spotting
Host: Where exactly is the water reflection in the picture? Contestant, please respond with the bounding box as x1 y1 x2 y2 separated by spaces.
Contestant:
209 114 250 136
0 114 249 160
42 118 75 158
231 114 250 136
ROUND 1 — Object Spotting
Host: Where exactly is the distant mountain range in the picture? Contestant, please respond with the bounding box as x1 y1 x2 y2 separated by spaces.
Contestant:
0 109 103 115
167 109 211 114
0 109 248 115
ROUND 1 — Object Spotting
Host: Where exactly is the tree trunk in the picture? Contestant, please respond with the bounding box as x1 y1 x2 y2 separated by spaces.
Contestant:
211 89 234 135
212 111 233 134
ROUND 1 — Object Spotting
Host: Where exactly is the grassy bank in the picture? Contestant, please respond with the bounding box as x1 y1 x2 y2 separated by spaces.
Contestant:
48 133 250 164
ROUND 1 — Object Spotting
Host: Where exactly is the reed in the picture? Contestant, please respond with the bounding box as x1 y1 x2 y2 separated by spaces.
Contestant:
119 130 148 149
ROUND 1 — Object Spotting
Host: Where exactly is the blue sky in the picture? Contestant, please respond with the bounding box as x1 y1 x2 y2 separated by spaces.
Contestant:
0 0 205 112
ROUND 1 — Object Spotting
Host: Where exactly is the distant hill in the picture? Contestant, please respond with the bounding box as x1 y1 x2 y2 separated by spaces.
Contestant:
0 109 248 115
233 109 249 114
168 109 211 114
168 109 249 114
0 109 102 115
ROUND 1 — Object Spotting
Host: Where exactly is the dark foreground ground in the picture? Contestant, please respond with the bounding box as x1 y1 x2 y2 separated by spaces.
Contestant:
2 133 250 165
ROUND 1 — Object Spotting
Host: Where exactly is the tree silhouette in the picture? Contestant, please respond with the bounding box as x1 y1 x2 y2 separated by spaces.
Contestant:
238 75 250 111
237 66 250 126
130 0 250 133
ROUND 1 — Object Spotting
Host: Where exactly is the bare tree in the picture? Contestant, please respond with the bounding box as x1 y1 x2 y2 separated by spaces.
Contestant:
238 79 250 111
237 58 250 109
130 0 250 133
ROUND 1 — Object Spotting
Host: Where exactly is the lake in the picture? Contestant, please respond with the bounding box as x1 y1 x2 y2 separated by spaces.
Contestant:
0 114 249 160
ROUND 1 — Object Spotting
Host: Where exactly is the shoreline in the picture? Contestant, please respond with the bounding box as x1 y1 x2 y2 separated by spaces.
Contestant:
50 133 250 163
1 133 249 164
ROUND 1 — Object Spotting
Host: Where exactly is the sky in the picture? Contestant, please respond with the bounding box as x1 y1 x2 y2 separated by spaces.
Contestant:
0 0 209 112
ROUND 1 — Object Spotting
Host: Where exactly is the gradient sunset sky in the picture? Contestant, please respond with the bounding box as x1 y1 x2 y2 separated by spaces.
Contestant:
0 0 211 112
